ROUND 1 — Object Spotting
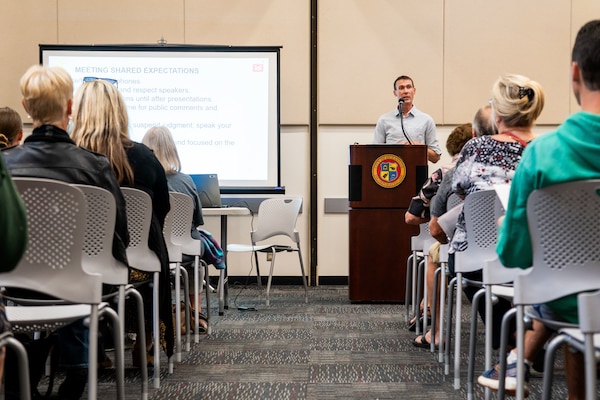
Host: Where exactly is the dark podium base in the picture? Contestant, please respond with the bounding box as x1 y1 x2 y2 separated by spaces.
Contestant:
348 208 417 303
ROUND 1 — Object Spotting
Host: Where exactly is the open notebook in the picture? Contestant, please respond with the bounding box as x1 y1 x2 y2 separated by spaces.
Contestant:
190 173 223 208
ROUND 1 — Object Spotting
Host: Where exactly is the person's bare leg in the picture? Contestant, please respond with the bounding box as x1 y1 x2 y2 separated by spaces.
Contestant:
564 345 585 400
522 319 552 363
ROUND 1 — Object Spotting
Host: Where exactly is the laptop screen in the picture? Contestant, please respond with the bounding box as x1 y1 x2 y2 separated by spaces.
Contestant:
190 174 223 208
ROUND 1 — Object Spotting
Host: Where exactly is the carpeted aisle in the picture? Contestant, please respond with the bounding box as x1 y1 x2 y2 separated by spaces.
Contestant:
85 285 568 399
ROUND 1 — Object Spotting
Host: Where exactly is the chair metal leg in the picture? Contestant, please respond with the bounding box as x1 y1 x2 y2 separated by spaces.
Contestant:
0 333 31 400
467 288 485 400
152 272 160 389
172 262 182 363
432 267 440 353
218 269 226 315
297 248 308 303
445 276 457 376
454 273 463 390
266 251 277 307
253 251 263 289
584 332 598 400
415 258 425 336
101 307 125 400
193 256 200 343
180 266 191 352
87 304 99 400
516 305 526 400
497 307 516 399
128 287 148 400
406 253 414 323
201 260 211 335
542 334 566 400
438 264 447 363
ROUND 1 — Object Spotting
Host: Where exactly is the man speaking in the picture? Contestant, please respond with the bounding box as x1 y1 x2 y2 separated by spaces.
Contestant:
373 75 441 163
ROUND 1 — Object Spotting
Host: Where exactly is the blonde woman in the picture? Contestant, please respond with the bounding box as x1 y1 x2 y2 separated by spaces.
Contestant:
70 79 174 365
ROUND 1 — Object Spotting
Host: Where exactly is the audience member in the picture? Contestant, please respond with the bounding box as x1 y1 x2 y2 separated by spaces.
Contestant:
411 105 494 344
373 75 442 163
415 77 545 351
405 123 472 227
471 103 497 137
0 107 24 149
2 65 129 399
142 125 227 333
478 20 600 399
70 78 174 366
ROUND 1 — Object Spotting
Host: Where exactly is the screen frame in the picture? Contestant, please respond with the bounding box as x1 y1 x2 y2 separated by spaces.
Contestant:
39 43 283 194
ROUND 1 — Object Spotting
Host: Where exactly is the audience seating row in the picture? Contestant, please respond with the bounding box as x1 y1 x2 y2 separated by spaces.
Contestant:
407 181 600 400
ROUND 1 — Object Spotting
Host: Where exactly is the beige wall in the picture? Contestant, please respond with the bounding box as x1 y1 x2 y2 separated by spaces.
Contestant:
2 1 599 280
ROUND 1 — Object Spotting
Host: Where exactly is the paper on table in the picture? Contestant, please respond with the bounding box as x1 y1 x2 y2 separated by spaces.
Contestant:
493 183 511 210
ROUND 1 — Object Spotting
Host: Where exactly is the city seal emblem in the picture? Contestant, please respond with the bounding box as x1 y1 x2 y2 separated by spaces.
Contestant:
371 154 406 188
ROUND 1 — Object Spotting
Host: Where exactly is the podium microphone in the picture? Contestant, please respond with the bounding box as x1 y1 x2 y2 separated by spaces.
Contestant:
398 98 413 145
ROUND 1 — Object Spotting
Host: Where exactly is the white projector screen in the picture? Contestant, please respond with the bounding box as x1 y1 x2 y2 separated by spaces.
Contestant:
40 44 282 194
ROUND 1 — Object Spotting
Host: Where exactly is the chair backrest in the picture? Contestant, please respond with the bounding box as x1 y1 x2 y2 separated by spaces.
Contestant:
166 192 202 257
578 290 600 334
251 197 302 244
162 192 185 262
454 189 498 274
411 223 431 251
447 193 463 210
120 187 161 273
2 178 102 304
514 180 600 305
73 184 129 286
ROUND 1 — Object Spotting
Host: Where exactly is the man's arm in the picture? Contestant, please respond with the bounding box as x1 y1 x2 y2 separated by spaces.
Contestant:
427 148 440 163
405 210 428 226
429 216 448 243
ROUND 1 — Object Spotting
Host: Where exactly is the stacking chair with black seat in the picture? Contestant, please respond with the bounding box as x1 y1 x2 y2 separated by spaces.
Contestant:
225 197 308 307
3 178 123 400
503 180 600 400
73 184 148 400
120 186 163 389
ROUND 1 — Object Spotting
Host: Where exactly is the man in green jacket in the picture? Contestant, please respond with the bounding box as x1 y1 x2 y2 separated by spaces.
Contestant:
479 20 600 399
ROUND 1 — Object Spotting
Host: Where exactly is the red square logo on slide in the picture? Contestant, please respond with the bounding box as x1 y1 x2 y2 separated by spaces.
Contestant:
252 63 264 72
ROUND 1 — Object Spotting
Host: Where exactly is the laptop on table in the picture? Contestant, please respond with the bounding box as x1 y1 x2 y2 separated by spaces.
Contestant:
190 173 223 208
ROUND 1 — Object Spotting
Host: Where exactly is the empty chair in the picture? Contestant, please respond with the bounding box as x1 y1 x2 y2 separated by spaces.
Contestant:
225 197 308 307
3 178 122 400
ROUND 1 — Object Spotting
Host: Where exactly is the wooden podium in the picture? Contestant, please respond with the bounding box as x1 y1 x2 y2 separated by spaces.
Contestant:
348 144 428 302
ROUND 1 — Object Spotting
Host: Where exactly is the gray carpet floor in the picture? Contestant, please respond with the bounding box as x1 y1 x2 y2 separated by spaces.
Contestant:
71 285 570 399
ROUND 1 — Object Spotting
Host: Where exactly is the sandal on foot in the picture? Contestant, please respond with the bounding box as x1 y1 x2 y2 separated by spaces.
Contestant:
191 310 209 334
413 334 437 349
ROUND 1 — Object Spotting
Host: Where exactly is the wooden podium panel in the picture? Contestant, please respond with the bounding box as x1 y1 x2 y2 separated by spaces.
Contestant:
348 144 427 302
349 208 418 302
